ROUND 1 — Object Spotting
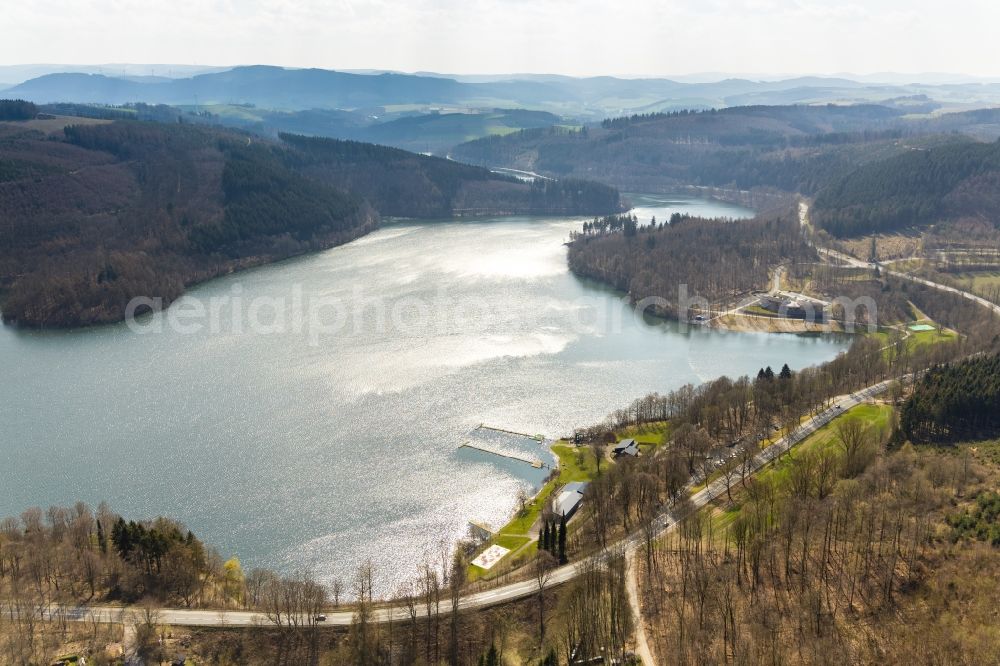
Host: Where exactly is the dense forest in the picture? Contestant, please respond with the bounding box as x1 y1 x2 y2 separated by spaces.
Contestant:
0 99 38 120
39 101 565 156
278 133 620 218
0 503 222 607
0 119 619 327
0 121 376 327
451 105 928 194
901 353 1000 442
636 419 1000 664
812 138 1000 236
567 210 814 319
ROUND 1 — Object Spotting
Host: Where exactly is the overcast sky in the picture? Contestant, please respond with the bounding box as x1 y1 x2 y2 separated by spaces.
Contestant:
3 0 998 78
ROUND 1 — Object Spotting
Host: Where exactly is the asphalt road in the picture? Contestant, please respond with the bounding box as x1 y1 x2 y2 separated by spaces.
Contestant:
817 247 1000 317
42 380 891 628
800 199 999 318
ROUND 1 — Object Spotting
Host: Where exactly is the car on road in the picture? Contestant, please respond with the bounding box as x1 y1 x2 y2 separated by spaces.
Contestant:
314 614 327 622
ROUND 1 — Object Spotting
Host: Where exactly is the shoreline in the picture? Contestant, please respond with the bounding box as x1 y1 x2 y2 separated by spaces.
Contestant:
709 311 849 335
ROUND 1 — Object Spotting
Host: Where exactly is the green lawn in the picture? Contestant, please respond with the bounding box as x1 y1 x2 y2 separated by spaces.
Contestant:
552 443 600 482
493 534 531 552
469 443 599 580
749 403 892 489
499 443 598 535
950 270 1000 298
709 504 743 535
698 403 894 545
908 326 957 350
869 312 957 359
618 421 672 447
743 304 780 317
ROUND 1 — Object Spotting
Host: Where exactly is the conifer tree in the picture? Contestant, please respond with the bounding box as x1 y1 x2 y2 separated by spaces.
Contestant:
558 513 568 564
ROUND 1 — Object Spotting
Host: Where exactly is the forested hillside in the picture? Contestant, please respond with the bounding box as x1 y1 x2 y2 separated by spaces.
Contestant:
0 121 375 327
452 105 917 193
0 119 619 327
812 138 1000 236
279 133 621 217
902 353 1000 442
567 211 814 319
454 104 1000 239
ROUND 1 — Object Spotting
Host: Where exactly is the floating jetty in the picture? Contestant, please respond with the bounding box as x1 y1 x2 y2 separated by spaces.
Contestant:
476 424 545 441
459 440 546 468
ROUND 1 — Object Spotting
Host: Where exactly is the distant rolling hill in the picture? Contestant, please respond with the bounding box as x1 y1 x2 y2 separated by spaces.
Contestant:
183 105 563 155
9 65 1000 119
355 109 563 155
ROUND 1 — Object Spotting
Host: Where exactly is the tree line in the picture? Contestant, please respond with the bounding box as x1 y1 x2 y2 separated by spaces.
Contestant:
0 99 37 120
812 138 1000 237
901 353 1000 442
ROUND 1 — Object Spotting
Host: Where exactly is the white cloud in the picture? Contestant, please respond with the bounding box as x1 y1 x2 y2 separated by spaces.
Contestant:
0 0 996 77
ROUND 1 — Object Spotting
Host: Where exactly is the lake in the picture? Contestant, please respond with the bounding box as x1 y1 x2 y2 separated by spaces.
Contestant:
0 193 851 594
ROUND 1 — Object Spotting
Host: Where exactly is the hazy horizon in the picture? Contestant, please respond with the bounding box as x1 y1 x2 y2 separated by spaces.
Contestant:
1 63 998 86
3 0 999 80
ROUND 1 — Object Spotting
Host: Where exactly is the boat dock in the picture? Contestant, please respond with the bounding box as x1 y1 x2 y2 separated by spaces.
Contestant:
459 440 547 468
476 424 545 441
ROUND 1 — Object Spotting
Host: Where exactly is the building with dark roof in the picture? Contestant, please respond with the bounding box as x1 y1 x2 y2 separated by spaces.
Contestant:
612 438 639 458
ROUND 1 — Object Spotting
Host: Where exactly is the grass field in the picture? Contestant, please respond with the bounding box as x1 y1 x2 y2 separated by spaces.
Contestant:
888 258 924 273
908 325 957 350
763 403 892 484
617 421 672 448
950 271 1000 298
743 404 890 495
703 403 893 540
492 534 531 552
190 104 267 122
967 439 1000 466
868 304 957 357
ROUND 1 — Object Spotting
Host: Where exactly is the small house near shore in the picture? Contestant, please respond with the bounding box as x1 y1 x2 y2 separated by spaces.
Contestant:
612 438 639 458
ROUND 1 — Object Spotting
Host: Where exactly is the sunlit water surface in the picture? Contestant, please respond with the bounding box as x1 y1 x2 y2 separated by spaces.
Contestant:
0 194 850 594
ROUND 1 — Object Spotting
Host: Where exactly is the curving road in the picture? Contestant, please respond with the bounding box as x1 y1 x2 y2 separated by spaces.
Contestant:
797 200 999 318
42 381 891 629
817 246 1000 317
